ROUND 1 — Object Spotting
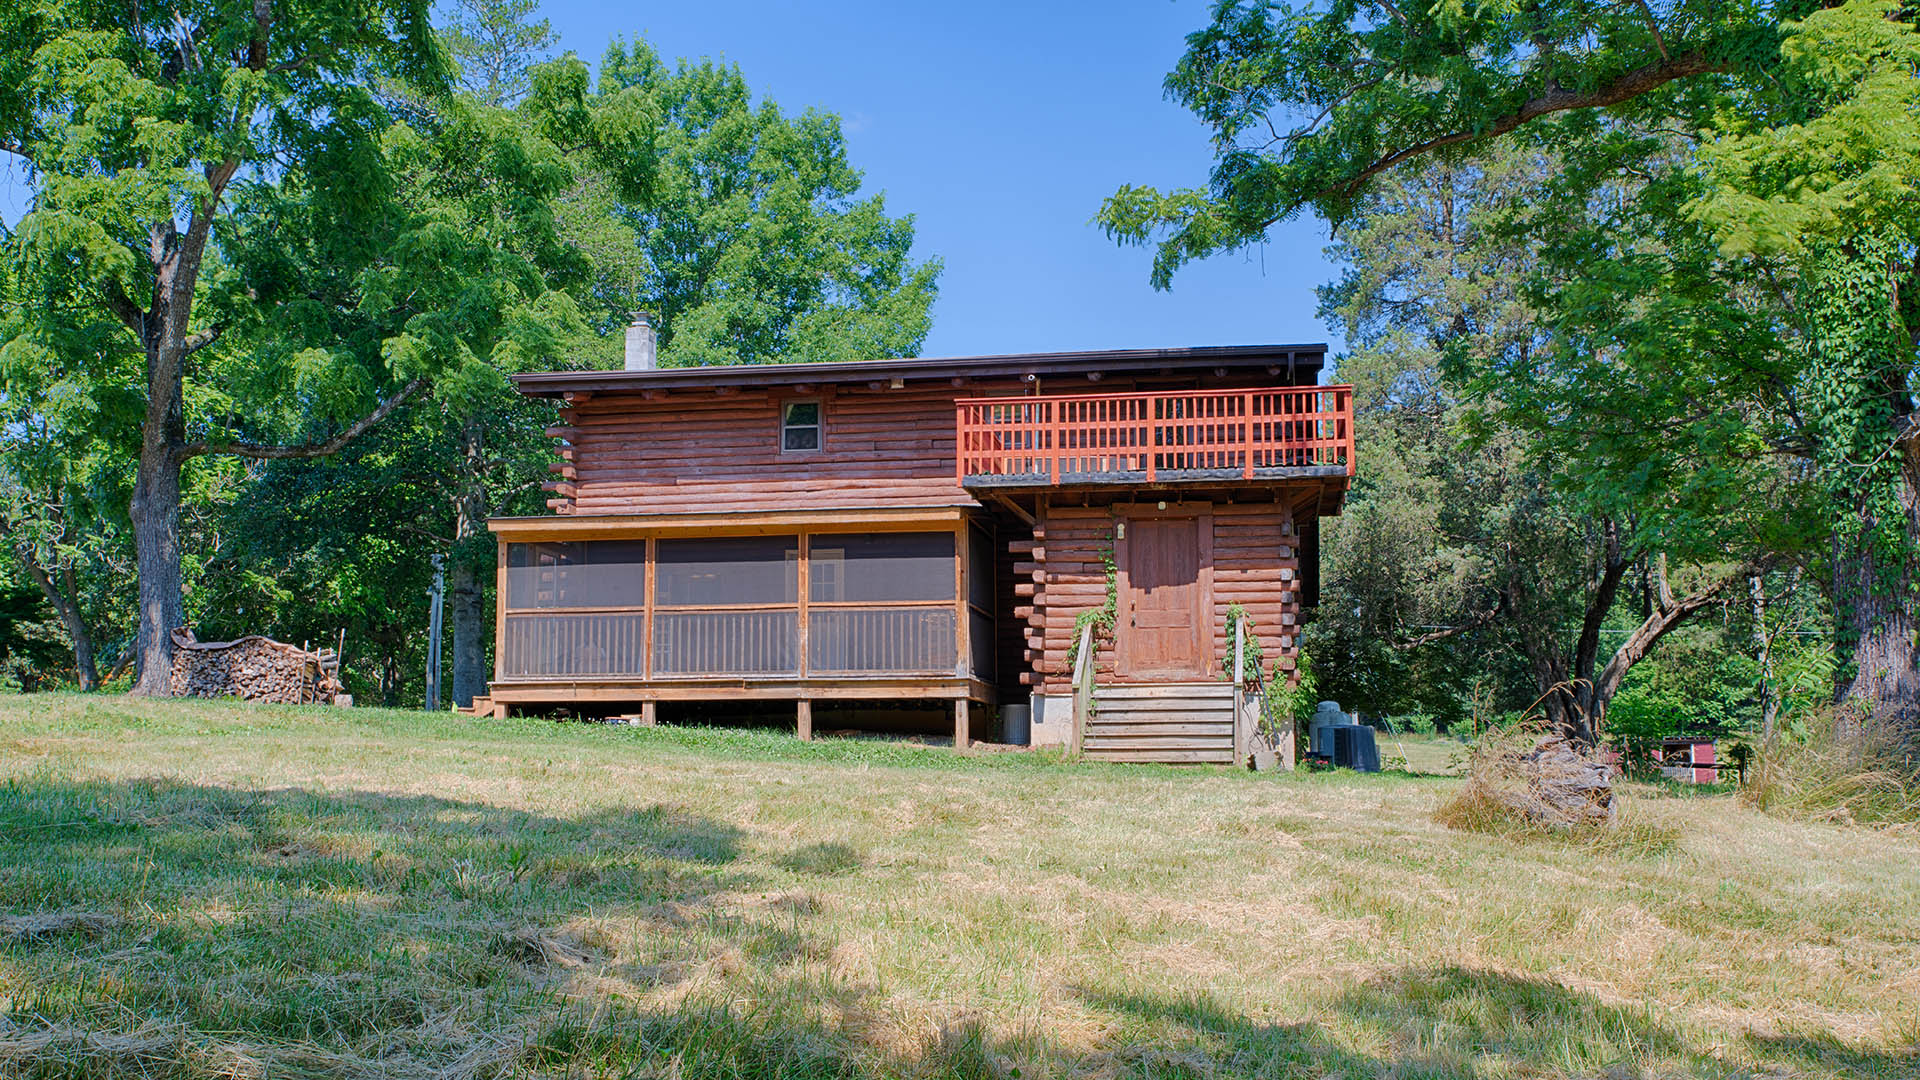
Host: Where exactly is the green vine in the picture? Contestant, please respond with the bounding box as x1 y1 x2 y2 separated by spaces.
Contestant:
1221 602 1318 742
1066 543 1118 674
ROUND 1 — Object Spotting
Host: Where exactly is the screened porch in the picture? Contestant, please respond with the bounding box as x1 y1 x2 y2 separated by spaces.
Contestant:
493 521 997 687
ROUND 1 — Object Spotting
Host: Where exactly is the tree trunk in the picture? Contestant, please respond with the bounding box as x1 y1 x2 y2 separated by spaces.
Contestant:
1833 458 1920 733
449 558 486 708
1752 574 1779 741
14 550 99 691
129 444 186 696
1808 237 1920 737
447 420 490 710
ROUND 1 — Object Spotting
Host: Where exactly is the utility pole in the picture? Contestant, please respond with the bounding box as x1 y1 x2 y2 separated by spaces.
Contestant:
426 553 446 711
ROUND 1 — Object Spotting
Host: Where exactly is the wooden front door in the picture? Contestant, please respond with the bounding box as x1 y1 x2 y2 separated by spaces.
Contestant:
1117 509 1211 678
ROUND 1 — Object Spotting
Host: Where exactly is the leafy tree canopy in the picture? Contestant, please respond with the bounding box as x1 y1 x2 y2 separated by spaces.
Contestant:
595 40 940 366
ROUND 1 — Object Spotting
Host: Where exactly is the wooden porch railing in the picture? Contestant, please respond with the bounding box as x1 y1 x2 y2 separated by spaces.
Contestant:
956 385 1354 486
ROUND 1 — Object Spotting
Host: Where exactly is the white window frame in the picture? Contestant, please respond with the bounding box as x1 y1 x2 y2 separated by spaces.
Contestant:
780 399 822 454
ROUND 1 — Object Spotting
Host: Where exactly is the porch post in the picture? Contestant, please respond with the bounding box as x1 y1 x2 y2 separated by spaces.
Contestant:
953 698 970 753
797 699 813 742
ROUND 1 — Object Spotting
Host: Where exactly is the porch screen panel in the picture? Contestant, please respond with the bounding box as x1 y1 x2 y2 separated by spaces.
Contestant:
501 540 647 677
654 536 799 675
656 536 798 605
967 525 995 679
807 533 953 603
809 532 957 673
506 540 647 609
502 613 647 676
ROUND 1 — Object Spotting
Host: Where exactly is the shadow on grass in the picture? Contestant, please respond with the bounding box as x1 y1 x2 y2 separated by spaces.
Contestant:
1078 965 1913 1080
0 773 766 1066
0 775 1907 1079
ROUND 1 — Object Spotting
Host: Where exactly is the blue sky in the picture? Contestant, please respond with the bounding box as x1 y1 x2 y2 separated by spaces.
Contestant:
0 2 1347 360
569 1 1344 359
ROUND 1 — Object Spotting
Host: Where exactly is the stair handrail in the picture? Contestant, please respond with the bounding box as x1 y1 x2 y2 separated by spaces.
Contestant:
1069 620 1095 759
1234 611 1287 763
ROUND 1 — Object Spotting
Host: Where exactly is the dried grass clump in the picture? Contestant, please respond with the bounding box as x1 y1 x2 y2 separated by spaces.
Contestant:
1435 718 1679 855
0 911 118 942
494 926 595 969
1746 708 1920 826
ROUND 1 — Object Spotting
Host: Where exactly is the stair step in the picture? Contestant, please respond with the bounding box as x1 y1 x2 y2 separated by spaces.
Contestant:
1092 702 1235 716
1085 734 1233 749
1086 721 1234 737
1084 748 1236 764
1097 682 1233 699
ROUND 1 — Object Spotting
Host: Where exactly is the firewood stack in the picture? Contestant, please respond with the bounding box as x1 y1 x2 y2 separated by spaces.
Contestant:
169 627 346 704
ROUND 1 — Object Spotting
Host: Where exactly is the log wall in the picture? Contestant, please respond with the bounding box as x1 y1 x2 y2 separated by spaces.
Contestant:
543 373 1307 516
1022 498 1305 693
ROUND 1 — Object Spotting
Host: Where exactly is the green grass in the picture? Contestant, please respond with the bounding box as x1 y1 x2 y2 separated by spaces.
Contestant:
0 693 1915 1078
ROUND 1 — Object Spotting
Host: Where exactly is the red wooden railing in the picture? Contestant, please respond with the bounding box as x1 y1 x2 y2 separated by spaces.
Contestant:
955 385 1354 485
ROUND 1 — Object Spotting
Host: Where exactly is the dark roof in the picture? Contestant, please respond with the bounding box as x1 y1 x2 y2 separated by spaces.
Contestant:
511 343 1327 396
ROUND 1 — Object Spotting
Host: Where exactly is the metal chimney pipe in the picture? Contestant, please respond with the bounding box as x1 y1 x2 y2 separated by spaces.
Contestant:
623 311 657 371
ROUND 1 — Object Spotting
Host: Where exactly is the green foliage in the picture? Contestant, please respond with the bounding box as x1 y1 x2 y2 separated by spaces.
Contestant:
1067 545 1119 674
591 40 939 364
1109 0 1917 735
439 0 556 106
0 577 68 692
1605 628 1763 744
1266 651 1318 737
0 0 944 699
1224 602 1317 742
1096 0 1777 284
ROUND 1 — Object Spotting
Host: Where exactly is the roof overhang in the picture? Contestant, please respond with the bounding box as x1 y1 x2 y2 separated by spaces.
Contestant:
489 506 974 540
510 343 1328 397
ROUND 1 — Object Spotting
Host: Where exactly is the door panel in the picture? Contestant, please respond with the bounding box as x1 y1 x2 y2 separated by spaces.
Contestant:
1118 513 1209 677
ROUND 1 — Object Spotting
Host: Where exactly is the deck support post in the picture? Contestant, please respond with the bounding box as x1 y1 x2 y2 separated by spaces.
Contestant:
797 699 813 742
953 699 970 753
640 700 657 727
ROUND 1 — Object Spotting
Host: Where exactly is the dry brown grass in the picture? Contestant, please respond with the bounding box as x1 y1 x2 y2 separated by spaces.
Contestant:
0 693 1914 1078
1746 707 1920 827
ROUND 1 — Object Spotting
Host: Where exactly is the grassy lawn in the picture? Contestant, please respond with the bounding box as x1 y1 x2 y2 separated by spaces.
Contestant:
0 695 1914 1079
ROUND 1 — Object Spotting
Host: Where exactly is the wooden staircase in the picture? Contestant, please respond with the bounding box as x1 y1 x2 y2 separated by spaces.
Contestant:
1082 681 1238 764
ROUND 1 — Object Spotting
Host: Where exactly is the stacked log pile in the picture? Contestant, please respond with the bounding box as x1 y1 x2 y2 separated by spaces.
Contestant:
169 627 345 704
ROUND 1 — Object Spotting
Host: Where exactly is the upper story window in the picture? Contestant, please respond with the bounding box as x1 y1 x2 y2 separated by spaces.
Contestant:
781 400 821 452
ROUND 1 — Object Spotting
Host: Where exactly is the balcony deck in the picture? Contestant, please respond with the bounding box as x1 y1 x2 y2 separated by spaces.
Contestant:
956 385 1354 489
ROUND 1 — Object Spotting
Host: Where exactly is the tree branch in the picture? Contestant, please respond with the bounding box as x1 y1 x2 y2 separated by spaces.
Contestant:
1394 601 1501 649
1327 51 1727 201
102 286 146 337
182 325 222 355
1590 558 1774 711
1571 520 1628 683
175 378 426 462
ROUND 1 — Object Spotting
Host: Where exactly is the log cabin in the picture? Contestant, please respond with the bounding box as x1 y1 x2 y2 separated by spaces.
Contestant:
482 316 1353 766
